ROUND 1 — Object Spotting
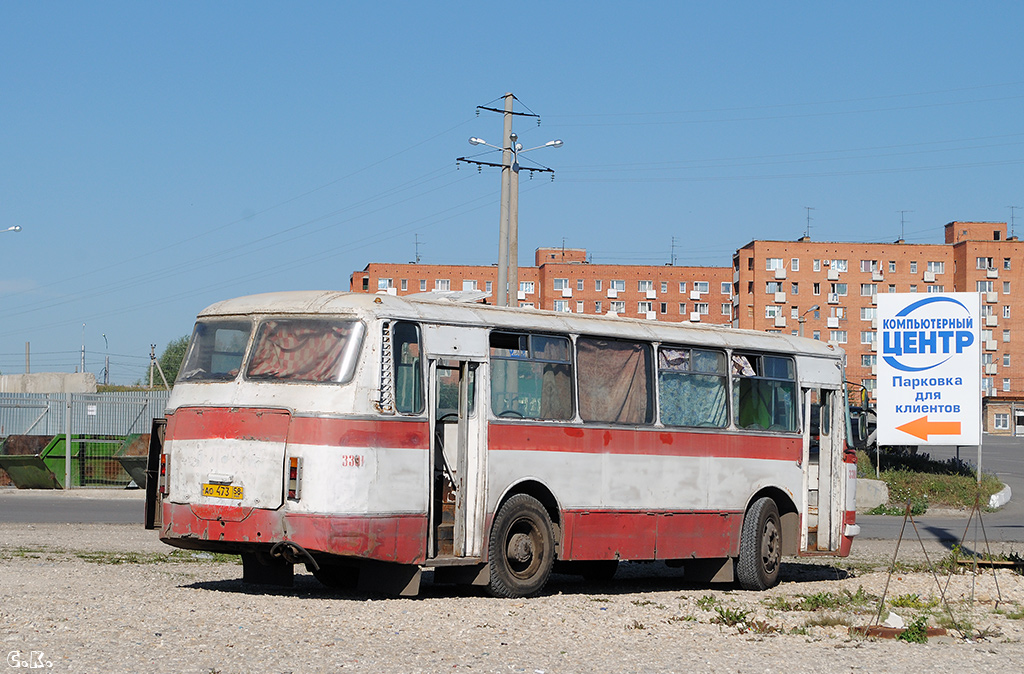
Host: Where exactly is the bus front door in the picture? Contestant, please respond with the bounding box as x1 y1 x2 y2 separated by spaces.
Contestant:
429 358 487 561
802 387 844 552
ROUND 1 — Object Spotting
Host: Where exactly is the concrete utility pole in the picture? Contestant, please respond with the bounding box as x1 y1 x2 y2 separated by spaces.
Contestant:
457 93 561 306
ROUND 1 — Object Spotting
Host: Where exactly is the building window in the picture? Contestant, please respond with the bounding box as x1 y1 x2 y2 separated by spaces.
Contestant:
861 354 877 368
1004 281 1011 294
860 284 877 296
486 281 493 293
595 279 603 292
678 281 686 293
678 303 686 314
435 279 451 291
859 260 878 273
595 301 602 313
765 305 782 318
1005 353 1011 367
463 280 478 291
888 284 896 293
576 300 585 313
638 280 654 292
610 300 625 313
909 285 917 293
909 261 918 273
721 282 732 295
830 283 848 296
982 377 994 393
889 261 896 273
420 279 427 291
977 280 994 293
791 258 799 271
553 300 570 312
812 330 821 340
694 281 709 294
553 278 569 291
660 302 667 313
659 281 667 294
791 282 799 295
813 259 821 272
378 278 393 290
927 261 944 274
813 282 821 295
862 379 876 393
638 301 653 314
766 281 784 294
1004 329 1011 343
861 307 877 320
927 285 945 293
695 303 709 315
995 413 1010 430
977 256 994 270
830 259 848 272
1003 378 1012 392
611 280 625 292
766 258 784 271
1004 258 1012 270
520 281 535 294
1004 305 1011 319
577 279 585 291
830 331 848 344
861 331 876 345
722 303 732 316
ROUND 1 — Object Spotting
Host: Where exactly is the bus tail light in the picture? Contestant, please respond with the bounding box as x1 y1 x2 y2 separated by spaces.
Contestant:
159 453 169 496
287 456 302 501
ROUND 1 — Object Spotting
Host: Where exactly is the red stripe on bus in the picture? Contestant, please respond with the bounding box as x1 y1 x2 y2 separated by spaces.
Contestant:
488 423 801 462
166 408 428 450
162 502 428 564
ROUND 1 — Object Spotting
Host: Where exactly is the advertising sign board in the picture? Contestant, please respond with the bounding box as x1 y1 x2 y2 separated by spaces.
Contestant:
876 293 981 446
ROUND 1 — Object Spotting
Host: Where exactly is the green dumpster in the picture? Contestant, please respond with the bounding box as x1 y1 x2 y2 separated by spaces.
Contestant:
0 434 131 488
115 434 151 487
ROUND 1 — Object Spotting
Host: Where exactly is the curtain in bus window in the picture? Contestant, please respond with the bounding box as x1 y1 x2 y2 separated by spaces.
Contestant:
490 358 572 420
247 319 362 382
658 347 727 427
577 337 653 424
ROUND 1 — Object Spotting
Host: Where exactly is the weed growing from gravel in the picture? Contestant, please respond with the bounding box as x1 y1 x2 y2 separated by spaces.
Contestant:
712 605 751 628
73 550 238 565
626 619 646 630
803 613 852 628
696 595 717 611
889 593 938 610
895 615 930 643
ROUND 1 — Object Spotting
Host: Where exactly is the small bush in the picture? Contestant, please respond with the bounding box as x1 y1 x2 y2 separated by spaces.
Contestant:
896 616 930 643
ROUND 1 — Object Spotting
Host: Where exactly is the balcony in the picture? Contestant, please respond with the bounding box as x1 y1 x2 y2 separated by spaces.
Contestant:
987 268 999 279
985 363 998 375
827 293 840 305
774 291 786 303
561 288 572 298
985 315 998 327
827 268 840 281
872 270 884 282
689 290 701 300
827 317 840 329
689 312 702 323
774 268 787 280
774 315 787 328
645 311 657 320
986 340 998 351
607 288 618 299
645 289 657 300
986 291 998 303
923 271 935 283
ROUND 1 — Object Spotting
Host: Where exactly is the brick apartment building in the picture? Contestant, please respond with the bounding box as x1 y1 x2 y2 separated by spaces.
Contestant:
349 221 1024 433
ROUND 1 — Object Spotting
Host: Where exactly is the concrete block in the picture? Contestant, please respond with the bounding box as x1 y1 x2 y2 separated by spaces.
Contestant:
856 478 888 512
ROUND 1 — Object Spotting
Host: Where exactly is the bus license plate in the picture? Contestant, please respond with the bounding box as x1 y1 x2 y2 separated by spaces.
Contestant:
202 483 243 500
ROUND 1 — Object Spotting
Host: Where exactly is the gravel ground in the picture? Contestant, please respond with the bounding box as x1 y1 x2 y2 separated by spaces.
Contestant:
2 523 1024 673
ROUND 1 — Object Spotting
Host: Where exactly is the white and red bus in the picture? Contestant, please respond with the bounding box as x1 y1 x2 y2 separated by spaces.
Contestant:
145 290 859 597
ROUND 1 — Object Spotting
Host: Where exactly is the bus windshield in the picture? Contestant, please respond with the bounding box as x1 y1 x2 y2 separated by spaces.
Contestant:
178 319 252 382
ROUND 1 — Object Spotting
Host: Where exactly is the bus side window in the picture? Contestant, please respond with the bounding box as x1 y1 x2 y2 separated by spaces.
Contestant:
732 354 797 432
489 332 573 420
658 347 728 428
577 337 654 425
393 322 424 414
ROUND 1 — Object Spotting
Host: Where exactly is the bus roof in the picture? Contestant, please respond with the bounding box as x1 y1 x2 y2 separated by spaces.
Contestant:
197 290 843 360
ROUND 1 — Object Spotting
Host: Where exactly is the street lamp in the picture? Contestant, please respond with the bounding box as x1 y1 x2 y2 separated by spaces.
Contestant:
2 225 22 234
798 304 820 338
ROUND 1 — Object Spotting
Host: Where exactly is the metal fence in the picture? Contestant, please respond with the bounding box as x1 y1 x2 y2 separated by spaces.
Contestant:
0 391 171 489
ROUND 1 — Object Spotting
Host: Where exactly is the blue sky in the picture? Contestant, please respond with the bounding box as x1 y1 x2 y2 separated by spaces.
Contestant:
2 2 1022 383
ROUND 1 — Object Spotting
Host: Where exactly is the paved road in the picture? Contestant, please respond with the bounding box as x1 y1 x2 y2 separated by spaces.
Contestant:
0 487 144 524
857 434 1024 544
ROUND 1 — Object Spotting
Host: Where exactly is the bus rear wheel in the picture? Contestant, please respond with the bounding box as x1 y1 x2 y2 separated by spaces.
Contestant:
488 494 555 598
736 497 782 590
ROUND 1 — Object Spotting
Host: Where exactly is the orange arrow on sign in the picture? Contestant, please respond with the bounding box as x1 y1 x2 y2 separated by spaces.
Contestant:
896 416 961 441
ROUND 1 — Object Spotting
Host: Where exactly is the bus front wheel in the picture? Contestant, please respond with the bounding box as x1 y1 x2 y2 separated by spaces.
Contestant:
736 497 782 590
487 494 555 598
